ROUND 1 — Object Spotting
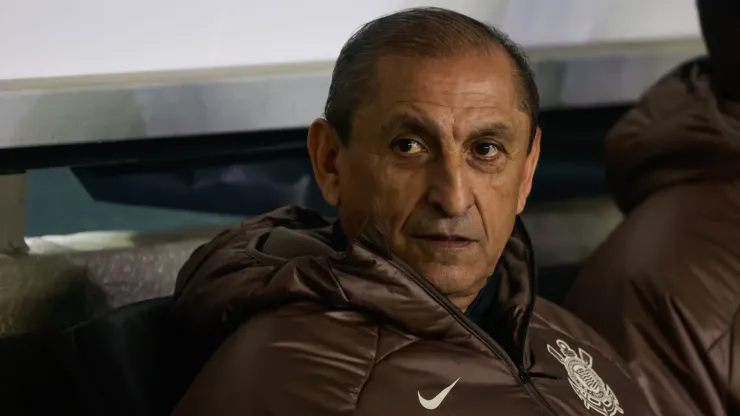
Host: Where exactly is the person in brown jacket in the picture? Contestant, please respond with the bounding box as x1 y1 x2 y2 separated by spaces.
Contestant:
171 8 655 416
565 1 740 415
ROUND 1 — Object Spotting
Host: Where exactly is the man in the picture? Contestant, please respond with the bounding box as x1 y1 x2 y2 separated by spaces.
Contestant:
565 1 740 415
171 8 654 415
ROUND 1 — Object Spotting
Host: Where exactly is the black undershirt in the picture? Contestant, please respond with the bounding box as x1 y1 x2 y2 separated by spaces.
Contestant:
464 271 500 326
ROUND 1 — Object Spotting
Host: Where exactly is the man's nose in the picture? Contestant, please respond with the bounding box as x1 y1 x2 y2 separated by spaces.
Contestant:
426 158 474 218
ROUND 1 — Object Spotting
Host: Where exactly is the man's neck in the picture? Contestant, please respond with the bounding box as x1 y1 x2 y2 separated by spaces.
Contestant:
449 292 479 313
448 276 491 312
459 271 501 324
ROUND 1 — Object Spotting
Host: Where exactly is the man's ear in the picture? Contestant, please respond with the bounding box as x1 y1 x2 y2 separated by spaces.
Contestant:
307 118 343 207
516 127 541 214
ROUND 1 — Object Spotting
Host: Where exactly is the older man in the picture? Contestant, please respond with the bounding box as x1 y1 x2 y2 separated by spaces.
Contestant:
171 8 653 415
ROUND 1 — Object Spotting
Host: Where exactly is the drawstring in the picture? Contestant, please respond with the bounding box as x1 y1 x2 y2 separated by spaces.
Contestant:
527 371 562 381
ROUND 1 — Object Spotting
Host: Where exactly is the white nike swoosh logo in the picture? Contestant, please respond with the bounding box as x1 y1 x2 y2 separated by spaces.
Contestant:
417 377 461 410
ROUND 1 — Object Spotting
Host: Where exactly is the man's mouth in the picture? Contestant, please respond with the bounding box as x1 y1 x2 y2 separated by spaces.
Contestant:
413 234 475 248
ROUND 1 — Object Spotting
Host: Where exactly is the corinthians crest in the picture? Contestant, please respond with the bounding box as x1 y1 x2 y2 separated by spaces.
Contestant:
547 339 624 416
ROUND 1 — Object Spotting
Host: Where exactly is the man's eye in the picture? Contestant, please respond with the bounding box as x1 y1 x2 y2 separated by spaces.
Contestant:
392 138 425 155
473 142 501 159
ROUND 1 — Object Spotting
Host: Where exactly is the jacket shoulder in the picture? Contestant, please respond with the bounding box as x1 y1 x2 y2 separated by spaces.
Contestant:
568 183 740 337
564 185 740 415
173 302 379 416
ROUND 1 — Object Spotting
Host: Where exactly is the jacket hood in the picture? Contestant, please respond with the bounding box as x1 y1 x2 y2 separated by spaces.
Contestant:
172 206 535 347
606 57 740 213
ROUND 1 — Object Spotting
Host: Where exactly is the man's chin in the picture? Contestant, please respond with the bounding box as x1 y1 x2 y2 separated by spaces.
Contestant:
407 261 484 298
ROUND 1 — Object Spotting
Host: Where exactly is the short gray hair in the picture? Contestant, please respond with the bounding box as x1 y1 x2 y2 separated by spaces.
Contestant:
324 7 539 148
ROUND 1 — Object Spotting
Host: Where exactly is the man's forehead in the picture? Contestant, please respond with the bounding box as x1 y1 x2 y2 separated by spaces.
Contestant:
373 54 518 104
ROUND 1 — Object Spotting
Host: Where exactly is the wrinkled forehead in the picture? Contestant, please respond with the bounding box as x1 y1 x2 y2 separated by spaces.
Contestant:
358 53 529 138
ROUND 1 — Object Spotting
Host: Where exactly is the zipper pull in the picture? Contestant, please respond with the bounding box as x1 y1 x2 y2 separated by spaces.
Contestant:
519 370 531 385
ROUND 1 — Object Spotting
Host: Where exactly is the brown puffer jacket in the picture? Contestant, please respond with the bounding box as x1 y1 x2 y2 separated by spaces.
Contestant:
565 57 740 416
170 206 654 415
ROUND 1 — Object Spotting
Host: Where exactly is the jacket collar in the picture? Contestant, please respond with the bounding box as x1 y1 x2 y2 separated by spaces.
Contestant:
326 216 537 358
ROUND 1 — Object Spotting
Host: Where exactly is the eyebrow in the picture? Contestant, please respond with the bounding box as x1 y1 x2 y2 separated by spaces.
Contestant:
381 112 441 139
381 112 515 143
467 122 513 142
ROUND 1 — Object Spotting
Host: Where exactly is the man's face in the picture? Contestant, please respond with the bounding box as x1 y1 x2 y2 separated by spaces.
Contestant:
308 51 540 308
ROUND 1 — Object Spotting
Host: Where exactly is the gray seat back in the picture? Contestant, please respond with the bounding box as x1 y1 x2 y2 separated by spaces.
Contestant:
0 225 228 338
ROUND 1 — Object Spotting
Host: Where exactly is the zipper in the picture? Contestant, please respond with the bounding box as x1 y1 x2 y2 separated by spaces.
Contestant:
367 219 558 416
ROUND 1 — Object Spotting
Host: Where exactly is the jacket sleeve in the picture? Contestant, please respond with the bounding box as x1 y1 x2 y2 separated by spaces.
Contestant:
565 193 738 416
566 270 715 415
171 303 378 416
